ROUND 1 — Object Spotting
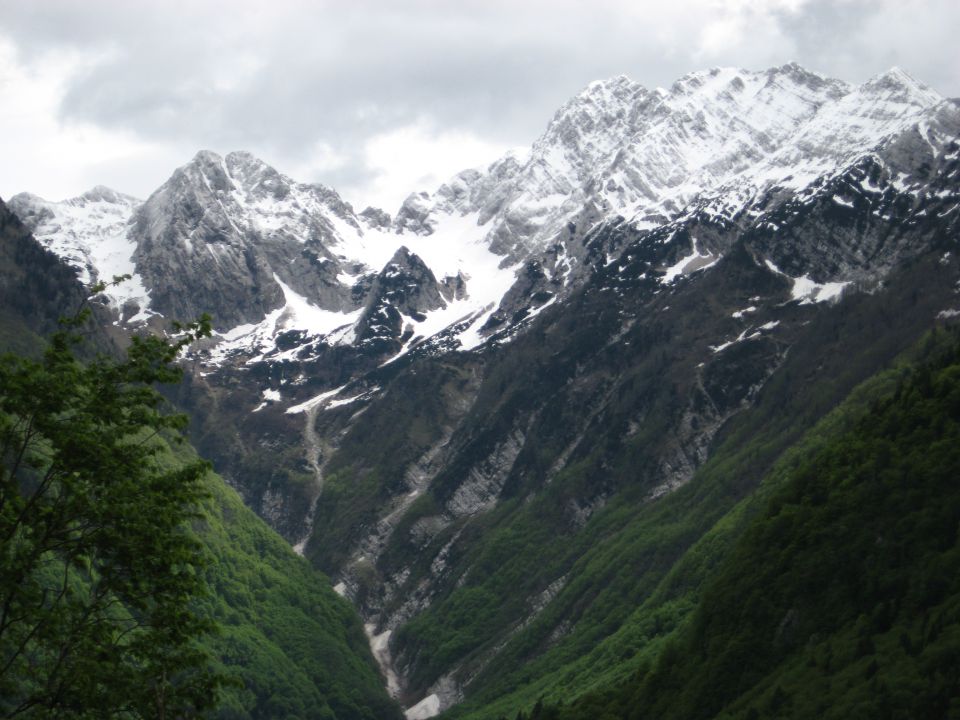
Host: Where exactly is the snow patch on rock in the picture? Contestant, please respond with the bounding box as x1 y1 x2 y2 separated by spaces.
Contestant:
765 259 850 304
404 694 441 720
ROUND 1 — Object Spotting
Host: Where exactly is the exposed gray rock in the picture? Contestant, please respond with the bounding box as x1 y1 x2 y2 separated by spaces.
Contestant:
131 150 361 329
359 206 393 230
354 247 448 349
445 426 526 517
393 192 435 235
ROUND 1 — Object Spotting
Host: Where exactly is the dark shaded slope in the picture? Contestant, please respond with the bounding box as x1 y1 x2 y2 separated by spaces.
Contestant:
554 330 960 720
428 247 960 720
0 197 87 354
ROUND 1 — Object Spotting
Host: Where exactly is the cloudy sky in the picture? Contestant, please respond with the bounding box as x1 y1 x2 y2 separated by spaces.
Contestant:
0 0 957 211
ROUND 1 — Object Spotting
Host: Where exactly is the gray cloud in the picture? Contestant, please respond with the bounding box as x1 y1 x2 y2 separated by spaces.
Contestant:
764 0 960 94
0 0 957 206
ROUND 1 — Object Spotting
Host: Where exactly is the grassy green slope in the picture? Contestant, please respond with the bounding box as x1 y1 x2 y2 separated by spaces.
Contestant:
182 448 403 720
548 330 960 720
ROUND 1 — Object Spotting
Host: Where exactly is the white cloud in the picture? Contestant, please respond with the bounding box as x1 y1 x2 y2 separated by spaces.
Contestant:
346 120 509 212
693 0 804 63
289 140 351 178
0 37 174 200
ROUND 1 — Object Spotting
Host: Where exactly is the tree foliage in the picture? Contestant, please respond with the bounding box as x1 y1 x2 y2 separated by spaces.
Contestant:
0 293 220 718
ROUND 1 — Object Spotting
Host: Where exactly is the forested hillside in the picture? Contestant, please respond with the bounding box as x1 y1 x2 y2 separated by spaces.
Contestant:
188 451 403 719
522 330 960 719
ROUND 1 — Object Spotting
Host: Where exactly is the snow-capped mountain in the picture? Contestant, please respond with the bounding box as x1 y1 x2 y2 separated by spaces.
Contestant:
9 64 951 368
7 186 152 323
396 64 942 250
11 149 521 360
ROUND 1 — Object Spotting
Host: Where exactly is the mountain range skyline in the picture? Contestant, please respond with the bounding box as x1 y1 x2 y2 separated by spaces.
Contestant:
7 62 944 212
10 60 948 348
1 0 958 210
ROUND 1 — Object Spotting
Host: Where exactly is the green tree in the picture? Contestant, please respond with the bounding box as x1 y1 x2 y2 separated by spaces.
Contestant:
0 289 220 718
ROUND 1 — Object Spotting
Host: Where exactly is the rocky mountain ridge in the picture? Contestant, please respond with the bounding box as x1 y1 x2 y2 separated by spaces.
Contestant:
8 65 947 352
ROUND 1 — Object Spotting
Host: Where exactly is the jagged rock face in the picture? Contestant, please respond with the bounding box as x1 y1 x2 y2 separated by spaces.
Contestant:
400 64 944 262
747 103 960 286
132 150 360 329
355 247 448 350
359 206 393 231
11 65 950 349
394 192 435 235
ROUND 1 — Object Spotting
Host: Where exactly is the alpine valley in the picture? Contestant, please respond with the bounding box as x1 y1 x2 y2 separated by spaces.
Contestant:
5 63 960 719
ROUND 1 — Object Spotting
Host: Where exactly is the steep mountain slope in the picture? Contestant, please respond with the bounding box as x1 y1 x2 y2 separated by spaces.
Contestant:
7 64 960 719
0 197 90 354
430 258 959 720
309 230 959 717
549 330 960 720
291 82 959 715
190 450 404 720
169 67 956 549
0 197 402 720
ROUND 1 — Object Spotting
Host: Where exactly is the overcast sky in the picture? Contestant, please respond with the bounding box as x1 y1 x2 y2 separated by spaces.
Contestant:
0 0 957 212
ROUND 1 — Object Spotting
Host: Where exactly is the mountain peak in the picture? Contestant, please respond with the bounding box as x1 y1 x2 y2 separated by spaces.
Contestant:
184 149 228 174
766 62 845 93
667 64 844 99
222 150 292 199
77 185 139 205
224 149 259 165
165 149 235 197
669 66 740 93
535 74 650 180
878 65 918 85
8 191 45 206
190 148 223 164
583 74 640 95
860 66 941 105
574 73 646 104
223 150 283 182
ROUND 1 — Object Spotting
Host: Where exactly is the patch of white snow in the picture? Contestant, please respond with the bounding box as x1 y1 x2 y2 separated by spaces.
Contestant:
286 385 349 415
405 695 441 720
765 259 849 303
661 239 719 284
